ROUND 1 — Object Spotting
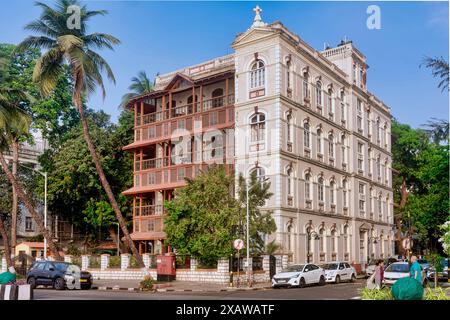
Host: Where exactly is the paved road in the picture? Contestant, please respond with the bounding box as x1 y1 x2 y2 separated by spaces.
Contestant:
33 280 364 300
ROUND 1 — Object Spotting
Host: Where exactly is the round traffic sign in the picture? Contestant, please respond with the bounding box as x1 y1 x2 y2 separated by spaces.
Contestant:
233 239 244 250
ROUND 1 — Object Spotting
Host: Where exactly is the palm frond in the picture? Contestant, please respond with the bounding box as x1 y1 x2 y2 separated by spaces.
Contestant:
16 36 56 52
24 19 59 38
421 56 449 92
33 47 64 96
83 33 121 51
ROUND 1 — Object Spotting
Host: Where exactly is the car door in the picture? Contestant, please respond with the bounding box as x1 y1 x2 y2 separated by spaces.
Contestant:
309 264 320 283
344 263 353 279
42 262 55 285
338 263 347 280
303 264 313 284
31 262 46 285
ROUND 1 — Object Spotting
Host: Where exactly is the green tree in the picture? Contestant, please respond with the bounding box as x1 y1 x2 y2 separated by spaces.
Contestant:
237 170 276 255
17 0 143 266
120 71 154 108
41 110 133 251
164 166 241 266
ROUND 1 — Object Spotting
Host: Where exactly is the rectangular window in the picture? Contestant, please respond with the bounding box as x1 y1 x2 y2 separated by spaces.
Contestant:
359 199 365 212
357 99 363 132
357 142 364 171
359 183 365 195
25 217 33 231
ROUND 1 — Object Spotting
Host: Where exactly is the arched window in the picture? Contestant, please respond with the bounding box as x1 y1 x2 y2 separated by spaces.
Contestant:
384 159 389 184
343 225 349 253
286 58 291 90
250 113 265 142
328 89 335 120
330 180 336 205
302 73 309 99
368 148 373 175
376 118 381 142
316 81 322 106
251 167 266 183
318 176 324 202
287 168 293 197
211 88 224 108
287 222 293 252
342 179 348 208
250 59 265 89
316 128 323 154
378 194 383 216
303 121 310 148
319 227 325 253
287 113 292 143
331 229 337 253
341 134 347 165
328 133 334 158
340 90 346 121
305 173 311 200
377 156 381 179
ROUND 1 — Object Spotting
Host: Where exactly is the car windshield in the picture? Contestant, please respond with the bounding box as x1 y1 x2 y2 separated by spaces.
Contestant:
386 264 409 273
322 263 338 270
53 263 69 272
281 265 304 273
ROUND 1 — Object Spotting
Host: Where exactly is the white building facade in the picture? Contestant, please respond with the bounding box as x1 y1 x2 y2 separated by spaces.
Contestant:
127 7 395 270
232 9 394 270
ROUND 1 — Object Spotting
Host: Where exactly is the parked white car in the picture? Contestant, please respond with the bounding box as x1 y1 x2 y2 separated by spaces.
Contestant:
383 262 410 285
272 264 326 288
322 262 357 283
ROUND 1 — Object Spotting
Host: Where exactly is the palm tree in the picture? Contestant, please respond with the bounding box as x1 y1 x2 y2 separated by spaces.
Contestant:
16 0 144 266
421 56 449 92
0 105 62 261
120 71 154 108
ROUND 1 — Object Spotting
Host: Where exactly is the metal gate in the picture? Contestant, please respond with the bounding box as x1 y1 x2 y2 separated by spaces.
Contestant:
269 255 276 279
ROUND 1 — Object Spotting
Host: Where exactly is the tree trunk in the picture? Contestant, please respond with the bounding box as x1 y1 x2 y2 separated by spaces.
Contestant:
11 137 19 253
0 217 13 268
0 153 62 261
395 177 409 257
74 96 144 268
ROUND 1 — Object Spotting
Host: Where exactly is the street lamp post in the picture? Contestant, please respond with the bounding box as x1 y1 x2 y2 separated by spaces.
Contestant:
306 225 320 263
19 164 48 259
245 175 269 288
116 222 120 256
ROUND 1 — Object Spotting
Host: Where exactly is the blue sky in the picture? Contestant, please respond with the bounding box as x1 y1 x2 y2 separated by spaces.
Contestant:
0 1 448 128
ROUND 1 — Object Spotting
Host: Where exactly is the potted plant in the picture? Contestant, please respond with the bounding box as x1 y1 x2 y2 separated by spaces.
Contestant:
139 275 155 292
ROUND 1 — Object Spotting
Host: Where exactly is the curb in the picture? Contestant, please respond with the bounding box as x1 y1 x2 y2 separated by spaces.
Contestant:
93 286 272 293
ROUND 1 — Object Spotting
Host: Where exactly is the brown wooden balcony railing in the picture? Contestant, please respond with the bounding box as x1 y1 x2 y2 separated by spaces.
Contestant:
133 216 164 233
134 204 164 217
137 94 234 126
134 147 229 172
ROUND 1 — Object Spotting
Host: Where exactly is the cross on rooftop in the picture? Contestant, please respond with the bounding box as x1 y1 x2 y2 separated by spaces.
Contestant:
251 5 267 28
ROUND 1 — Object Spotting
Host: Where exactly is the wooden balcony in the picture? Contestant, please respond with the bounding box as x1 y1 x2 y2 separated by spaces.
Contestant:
123 164 233 195
124 97 235 150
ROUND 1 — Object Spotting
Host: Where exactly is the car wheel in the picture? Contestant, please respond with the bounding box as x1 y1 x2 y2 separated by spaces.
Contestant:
350 274 356 283
335 275 341 284
319 276 325 286
299 277 306 288
53 277 65 290
27 277 36 289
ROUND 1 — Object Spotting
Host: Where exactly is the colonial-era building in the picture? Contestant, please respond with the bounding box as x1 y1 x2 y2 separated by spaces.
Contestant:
123 7 394 270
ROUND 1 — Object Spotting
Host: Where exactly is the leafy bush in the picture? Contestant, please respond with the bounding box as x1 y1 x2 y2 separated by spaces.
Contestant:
109 256 121 268
89 256 100 268
139 275 154 291
66 243 81 256
361 287 394 300
130 255 140 268
424 288 450 300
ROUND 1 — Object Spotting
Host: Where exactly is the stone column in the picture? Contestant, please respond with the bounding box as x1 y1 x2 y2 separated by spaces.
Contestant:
100 254 110 270
282 255 288 269
64 255 72 264
142 253 151 269
190 257 198 271
81 255 90 271
1 256 6 273
275 255 283 274
121 254 130 271
217 258 229 284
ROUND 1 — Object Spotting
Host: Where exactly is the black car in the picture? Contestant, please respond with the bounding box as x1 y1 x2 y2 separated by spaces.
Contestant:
26 261 93 290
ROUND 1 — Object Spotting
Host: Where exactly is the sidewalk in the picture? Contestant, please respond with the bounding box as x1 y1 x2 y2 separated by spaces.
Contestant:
92 279 272 292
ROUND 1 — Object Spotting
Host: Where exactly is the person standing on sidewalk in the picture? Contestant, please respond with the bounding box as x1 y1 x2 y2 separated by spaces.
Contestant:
409 255 422 284
374 260 382 289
